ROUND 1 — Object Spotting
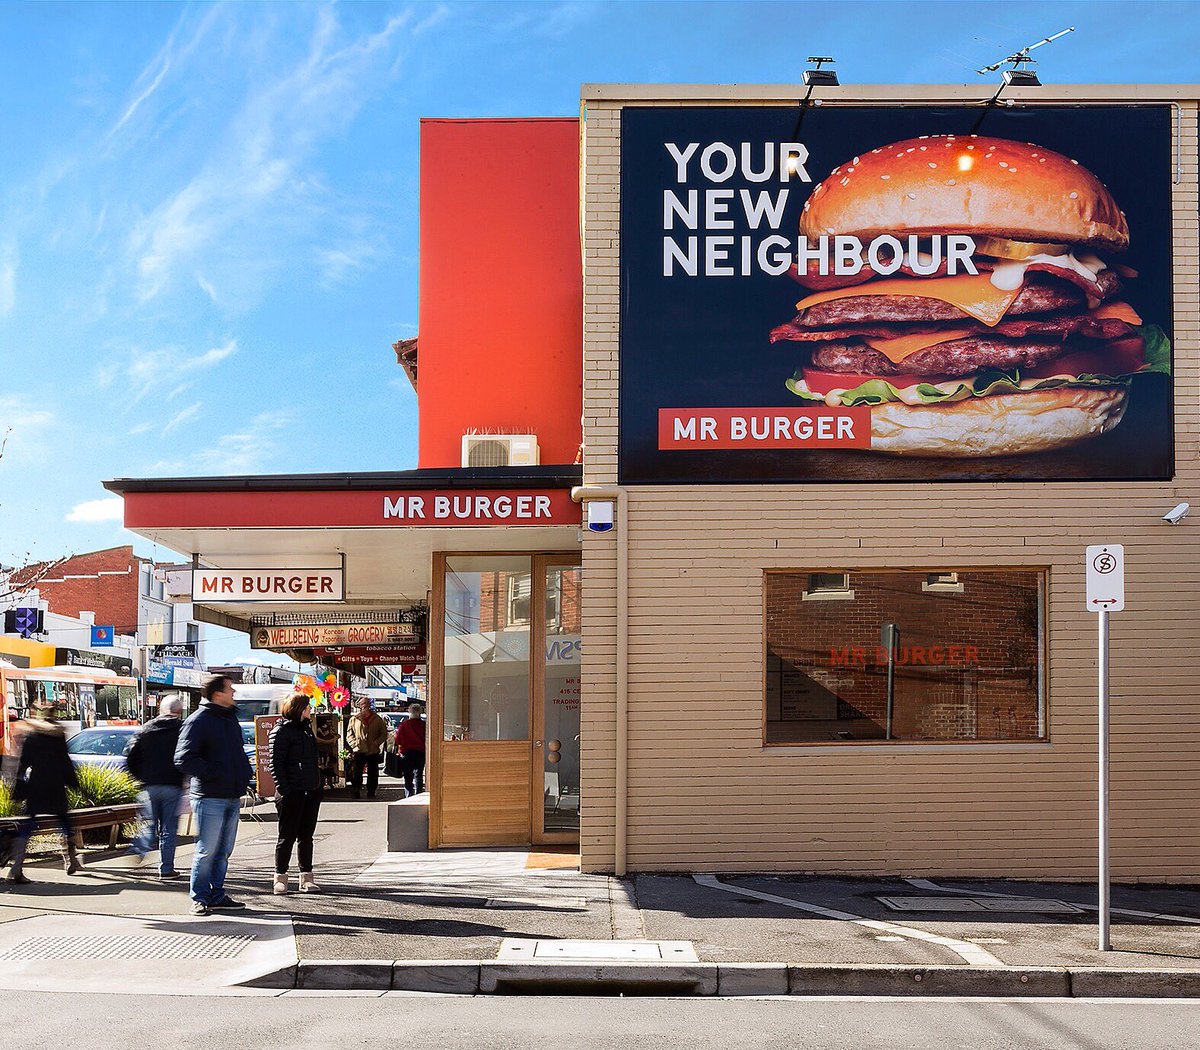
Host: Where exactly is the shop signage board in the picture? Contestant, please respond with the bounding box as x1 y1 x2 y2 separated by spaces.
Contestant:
254 715 282 798
192 567 344 603
55 647 134 676
251 622 418 650
125 488 581 529
313 643 428 667
618 106 1174 483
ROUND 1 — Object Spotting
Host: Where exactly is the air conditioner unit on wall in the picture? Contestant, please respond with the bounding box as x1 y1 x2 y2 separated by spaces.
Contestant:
461 434 540 468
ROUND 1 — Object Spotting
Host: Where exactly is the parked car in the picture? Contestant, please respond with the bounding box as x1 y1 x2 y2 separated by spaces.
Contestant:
65 726 139 772
240 722 258 792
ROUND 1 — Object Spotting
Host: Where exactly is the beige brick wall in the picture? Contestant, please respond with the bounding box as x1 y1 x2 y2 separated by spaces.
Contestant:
580 88 1200 878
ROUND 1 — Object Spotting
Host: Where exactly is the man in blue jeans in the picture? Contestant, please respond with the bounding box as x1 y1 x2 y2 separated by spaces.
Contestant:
126 694 186 878
174 676 253 916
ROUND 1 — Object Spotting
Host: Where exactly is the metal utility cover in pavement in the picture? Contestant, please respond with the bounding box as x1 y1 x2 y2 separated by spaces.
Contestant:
877 896 1084 915
485 896 588 911
498 939 698 961
0 933 255 961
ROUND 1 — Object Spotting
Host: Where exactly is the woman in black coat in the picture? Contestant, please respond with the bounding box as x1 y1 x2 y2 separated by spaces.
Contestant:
267 693 323 894
8 708 81 883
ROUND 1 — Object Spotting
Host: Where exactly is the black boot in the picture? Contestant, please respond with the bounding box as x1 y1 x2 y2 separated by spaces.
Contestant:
8 838 31 885
64 838 82 876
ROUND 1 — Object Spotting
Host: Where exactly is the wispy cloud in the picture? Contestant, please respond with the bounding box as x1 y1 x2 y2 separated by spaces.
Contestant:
0 239 16 316
161 401 202 434
192 410 294 473
126 8 412 306
66 496 124 523
111 337 238 402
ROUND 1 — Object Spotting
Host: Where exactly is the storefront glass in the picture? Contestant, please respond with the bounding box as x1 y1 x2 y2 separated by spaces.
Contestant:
765 570 1046 744
443 555 532 741
543 563 581 833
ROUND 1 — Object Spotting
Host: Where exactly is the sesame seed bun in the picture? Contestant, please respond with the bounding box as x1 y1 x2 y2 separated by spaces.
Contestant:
868 385 1129 457
801 136 1129 252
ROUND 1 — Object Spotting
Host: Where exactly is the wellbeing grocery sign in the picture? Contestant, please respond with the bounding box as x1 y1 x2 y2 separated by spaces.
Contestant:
617 105 1174 484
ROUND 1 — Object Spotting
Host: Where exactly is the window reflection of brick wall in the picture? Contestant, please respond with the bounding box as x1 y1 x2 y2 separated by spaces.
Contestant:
558 567 581 633
765 571 1043 743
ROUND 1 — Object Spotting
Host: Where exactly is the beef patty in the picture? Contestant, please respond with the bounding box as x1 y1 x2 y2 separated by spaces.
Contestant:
810 337 1074 378
789 270 1119 328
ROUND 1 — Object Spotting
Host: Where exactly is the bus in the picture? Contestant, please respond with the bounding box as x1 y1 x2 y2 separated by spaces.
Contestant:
0 664 140 741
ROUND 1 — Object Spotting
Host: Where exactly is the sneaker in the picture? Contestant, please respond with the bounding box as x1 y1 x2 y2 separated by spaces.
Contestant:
189 901 210 916
210 895 247 910
160 871 184 880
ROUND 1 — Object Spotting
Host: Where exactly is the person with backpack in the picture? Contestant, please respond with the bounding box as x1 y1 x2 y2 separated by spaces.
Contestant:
126 694 186 879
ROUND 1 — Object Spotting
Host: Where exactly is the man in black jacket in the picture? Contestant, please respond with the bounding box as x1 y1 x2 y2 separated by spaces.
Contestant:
174 676 253 916
126 695 186 879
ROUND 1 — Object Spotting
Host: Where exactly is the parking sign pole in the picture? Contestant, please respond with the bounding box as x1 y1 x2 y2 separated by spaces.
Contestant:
1098 608 1111 951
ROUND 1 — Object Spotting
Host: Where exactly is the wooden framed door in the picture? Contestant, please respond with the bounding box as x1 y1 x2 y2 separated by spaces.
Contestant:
430 551 580 848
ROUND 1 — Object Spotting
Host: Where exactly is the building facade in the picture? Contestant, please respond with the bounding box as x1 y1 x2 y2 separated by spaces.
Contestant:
109 84 1199 881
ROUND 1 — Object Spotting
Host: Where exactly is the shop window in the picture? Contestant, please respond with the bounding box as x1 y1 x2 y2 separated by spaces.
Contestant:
765 570 1046 745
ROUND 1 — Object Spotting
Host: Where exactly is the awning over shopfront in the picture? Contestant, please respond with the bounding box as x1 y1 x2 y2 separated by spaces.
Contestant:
104 466 583 639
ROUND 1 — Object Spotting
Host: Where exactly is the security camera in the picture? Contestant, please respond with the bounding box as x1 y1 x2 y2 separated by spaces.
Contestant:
1163 502 1190 525
586 500 615 533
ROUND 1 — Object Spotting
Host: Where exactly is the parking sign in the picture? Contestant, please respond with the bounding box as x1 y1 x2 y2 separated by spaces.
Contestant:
1085 544 1125 612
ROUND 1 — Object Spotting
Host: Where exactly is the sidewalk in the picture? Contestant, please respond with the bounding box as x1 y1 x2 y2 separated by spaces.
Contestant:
2 780 1199 996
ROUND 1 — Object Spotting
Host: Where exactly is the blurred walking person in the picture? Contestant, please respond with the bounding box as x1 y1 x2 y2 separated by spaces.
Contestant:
175 676 253 916
6 701 80 884
268 693 323 894
346 697 387 798
126 695 186 879
394 703 426 798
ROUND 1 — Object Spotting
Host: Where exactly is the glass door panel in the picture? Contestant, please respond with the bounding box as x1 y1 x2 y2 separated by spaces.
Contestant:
443 555 532 742
541 561 581 835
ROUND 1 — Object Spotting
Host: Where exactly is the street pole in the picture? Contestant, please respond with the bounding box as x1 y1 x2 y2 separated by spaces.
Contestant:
1098 608 1110 951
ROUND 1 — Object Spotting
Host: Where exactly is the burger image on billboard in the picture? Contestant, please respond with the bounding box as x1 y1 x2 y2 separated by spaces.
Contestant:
770 135 1171 457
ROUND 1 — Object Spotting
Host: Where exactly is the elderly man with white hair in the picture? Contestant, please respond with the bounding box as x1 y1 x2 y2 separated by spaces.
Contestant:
126 694 188 879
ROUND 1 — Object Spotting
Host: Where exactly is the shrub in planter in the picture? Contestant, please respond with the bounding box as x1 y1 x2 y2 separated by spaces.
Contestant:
0 780 16 819
70 765 140 809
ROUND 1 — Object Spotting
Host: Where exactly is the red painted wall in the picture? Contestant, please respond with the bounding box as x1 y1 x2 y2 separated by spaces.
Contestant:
418 119 582 468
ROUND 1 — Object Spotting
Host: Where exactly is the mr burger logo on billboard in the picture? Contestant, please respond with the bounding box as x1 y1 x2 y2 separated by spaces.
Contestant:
618 106 1173 483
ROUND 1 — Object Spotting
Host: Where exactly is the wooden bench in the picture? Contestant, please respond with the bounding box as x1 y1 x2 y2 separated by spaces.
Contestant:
0 803 142 849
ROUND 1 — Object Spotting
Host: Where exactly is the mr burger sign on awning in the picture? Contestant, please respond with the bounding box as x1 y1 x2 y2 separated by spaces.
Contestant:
192 567 345 603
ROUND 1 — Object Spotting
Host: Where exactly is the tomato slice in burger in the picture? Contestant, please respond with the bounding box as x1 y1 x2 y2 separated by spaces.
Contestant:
800 367 954 394
1022 337 1147 380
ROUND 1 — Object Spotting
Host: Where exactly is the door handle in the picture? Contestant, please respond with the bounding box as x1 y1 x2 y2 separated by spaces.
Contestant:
534 739 543 747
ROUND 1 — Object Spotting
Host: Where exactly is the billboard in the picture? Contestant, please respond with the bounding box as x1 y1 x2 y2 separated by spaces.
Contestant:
618 105 1174 483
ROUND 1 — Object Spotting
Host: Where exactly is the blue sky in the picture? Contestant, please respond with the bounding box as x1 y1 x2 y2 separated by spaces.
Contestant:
0 0 1195 662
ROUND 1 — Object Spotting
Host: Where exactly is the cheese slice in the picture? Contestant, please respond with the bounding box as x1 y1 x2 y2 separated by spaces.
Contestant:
795 274 1021 328
1088 301 1142 325
864 328 975 365
862 302 1144 366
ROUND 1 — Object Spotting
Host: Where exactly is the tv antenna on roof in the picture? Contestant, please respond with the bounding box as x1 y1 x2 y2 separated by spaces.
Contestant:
971 26 1074 132
977 26 1075 85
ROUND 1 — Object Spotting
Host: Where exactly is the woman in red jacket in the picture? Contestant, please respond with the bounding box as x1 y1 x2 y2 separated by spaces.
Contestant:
394 704 426 798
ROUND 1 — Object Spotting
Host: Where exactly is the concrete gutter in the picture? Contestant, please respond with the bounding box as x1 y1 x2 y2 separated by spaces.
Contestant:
241 960 1200 998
